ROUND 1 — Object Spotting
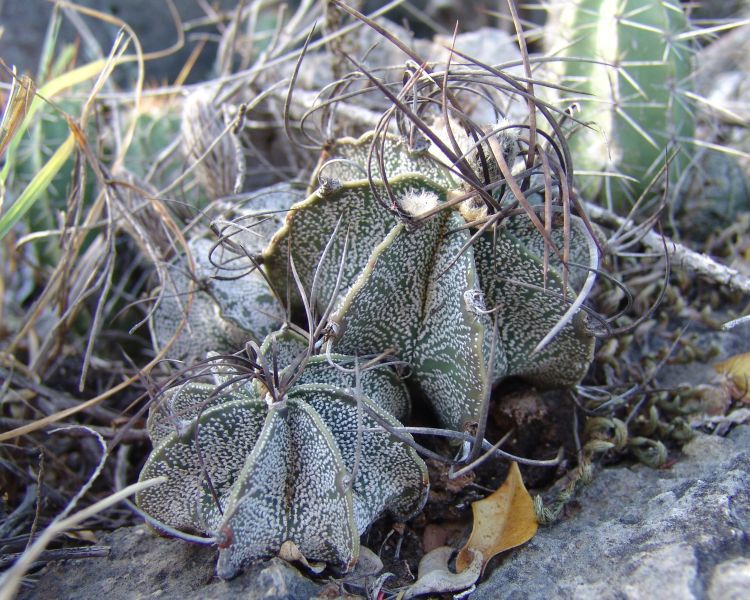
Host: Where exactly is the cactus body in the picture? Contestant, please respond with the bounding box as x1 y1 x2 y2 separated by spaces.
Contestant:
265 132 598 431
149 238 286 363
138 346 428 577
141 128 599 577
546 0 695 211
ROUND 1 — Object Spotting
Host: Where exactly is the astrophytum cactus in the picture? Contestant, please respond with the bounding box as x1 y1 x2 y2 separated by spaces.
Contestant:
264 131 599 432
150 217 291 363
545 0 695 212
139 124 598 578
137 329 427 578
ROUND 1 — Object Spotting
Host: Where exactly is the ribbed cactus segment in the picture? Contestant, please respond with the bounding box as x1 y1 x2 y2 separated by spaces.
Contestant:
264 176 455 312
217 183 304 256
330 207 493 431
145 381 256 446
290 355 411 421
547 0 694 211
475 215 595 388
258 328 310 373
312 132 457 190
150 238 285 363
215 398 358 579
287 384 428 530
138 395 268 534
264 134 597 431
137 336 428 578
141 124 598 579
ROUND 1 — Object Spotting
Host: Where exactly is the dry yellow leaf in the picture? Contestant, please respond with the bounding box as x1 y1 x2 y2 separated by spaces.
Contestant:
715 352 750 394
0 70 35 161
456 461 538 574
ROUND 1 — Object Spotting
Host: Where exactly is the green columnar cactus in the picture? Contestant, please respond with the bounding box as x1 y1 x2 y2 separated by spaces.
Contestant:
137 336 428 578
545 0 695 212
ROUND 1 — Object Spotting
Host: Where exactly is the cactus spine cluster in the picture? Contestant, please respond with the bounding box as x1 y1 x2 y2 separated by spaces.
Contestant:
546 0 695 212
138 125 599 577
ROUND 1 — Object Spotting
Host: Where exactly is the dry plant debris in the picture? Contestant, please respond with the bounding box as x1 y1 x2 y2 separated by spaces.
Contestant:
456 461 538 575
1 0 750 598
714 352 750 396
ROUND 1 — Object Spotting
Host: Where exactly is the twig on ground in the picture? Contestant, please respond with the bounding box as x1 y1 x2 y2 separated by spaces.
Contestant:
0 545 110 569
0 367 121 423
584 200 750 296
0 418 147 442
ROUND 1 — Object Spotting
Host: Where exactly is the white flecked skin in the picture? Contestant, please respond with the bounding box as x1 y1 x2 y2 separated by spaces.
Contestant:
140 130 597 579
264 132 597 431
137 350 428 578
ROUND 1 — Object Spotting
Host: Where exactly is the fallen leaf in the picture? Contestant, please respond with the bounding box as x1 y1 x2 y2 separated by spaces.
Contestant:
456 461 538 573
402 546 482 599
278 540 326 574
715 353 750 395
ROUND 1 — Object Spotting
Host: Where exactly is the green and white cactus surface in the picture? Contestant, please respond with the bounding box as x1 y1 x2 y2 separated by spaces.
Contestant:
139 125 599 578
137 332 428 578
265 132 598 430
545 0 695 212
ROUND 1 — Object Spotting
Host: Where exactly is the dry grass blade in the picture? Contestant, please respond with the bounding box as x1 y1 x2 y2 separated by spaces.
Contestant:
0 66 35 162
0 477 166 600
0 58 109 183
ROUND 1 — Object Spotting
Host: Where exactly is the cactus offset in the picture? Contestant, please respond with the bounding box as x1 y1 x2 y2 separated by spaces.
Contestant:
137 339 428 578
149 238 286 363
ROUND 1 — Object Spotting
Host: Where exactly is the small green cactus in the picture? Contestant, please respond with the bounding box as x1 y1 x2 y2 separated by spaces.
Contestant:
137 336 428 578
545 0 695 212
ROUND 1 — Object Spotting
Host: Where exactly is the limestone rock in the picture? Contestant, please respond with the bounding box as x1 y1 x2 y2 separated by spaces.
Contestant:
25 427 750 598
24 526 321 600
473 426 750 600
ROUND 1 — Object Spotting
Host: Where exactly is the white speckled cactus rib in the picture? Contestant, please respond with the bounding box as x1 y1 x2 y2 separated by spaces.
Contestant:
139 129 598 579
264 132 597 431
137 346 428 578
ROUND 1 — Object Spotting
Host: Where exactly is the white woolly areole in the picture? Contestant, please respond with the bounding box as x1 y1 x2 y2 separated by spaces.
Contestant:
400 189 440 217
428 118 475 167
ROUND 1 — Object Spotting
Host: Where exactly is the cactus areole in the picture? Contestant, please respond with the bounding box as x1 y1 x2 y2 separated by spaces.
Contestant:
138 129 599 578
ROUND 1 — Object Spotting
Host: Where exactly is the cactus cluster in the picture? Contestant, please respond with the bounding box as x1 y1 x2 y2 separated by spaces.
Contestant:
138 125 599 577
545 0 695 212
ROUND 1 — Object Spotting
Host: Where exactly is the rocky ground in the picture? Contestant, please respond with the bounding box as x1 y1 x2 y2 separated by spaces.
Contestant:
5 3 750 599
25 426 750 600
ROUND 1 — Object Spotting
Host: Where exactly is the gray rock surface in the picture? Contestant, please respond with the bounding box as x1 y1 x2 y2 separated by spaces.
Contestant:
25 526 321 600
473 426 750 600
25 427 750 599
